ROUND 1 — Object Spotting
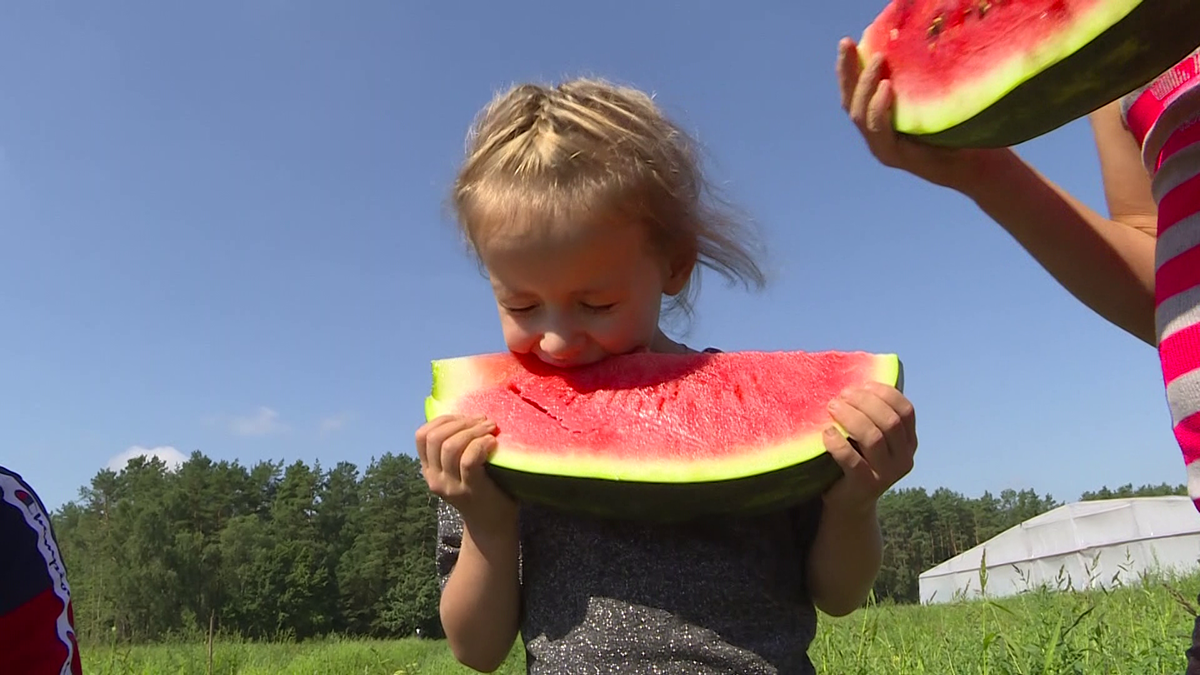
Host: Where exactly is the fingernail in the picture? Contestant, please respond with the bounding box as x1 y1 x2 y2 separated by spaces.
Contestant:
827 400 840 411
824 427 840 437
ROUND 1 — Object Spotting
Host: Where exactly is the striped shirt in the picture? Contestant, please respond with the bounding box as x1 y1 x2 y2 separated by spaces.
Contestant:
1121 48 1200 512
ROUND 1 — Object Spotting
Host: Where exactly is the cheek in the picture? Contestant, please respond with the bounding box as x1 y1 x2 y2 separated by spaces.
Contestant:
498 313 539 353
590 304 662 352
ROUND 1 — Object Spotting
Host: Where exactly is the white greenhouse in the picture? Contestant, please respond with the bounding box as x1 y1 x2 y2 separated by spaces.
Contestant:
918 496 1200 604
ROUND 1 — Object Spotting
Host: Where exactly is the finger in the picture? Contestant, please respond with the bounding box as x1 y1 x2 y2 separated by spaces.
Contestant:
416 415 459 456
841 387 910 458
423 415 478 477
417 415 460 476
440 419 497 486
849 53 886 129
822 426 873 482
828 397 888 462
865 77 895 135
863 382 917 451
836 38 862 112
460 433 499 482
415 423 431 470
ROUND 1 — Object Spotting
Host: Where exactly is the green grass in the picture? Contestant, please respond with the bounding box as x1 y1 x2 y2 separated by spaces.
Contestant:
84 571 1200 675
84 637 524 675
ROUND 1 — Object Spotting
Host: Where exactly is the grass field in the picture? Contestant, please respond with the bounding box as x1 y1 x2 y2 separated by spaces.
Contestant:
85 570 1200 675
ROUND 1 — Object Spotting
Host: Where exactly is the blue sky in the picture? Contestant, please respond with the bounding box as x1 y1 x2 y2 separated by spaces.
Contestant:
0 0 1179 511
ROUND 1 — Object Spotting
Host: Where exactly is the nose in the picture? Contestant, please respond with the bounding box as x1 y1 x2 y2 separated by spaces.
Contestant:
540 331 578 356
539 326 584 362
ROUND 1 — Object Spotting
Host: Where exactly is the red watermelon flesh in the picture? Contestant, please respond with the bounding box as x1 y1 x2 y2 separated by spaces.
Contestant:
856 0 1190 146
862 0 1110 102
425 350 902 484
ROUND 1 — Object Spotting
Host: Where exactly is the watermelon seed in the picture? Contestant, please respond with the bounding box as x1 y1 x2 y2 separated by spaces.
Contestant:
977 0 990 18
926 15 944 40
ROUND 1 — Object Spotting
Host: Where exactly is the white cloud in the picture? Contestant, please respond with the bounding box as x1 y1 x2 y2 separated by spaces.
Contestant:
318 412 355 434
106 445 187 472
228 406 290 437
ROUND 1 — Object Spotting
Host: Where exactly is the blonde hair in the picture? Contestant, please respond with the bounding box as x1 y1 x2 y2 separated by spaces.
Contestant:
450 77 765 318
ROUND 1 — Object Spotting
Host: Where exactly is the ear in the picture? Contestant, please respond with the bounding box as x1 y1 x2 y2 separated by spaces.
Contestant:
662 248 696 297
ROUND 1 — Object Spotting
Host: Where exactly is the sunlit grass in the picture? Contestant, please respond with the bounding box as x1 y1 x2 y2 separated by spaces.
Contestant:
86 568 1200 674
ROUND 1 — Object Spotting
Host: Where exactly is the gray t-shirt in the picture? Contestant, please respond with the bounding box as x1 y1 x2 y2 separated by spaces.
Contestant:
435 496 825 674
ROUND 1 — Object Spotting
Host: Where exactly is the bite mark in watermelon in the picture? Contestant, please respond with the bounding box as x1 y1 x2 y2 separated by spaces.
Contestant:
859 0 1200 147
425 350 903 521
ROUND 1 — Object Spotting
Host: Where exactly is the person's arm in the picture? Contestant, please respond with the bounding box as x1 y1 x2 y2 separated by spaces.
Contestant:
955 102 1158 345
422 416 523 672
838 43 1158 343
1091 102 1160 240
805 381 916 616
436 500 521 673
805 500 882 617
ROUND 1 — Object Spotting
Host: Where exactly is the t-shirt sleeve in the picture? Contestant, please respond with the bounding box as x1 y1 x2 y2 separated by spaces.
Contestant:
434 498 524 592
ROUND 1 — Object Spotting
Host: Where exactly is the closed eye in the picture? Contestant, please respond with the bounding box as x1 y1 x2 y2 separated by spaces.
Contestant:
502 304 537 314
582 302 616 313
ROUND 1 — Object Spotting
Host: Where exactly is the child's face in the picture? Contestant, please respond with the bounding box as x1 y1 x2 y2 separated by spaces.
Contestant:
477 218 688 369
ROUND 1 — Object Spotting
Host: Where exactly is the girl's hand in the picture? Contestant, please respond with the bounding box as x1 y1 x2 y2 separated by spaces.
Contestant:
416 414 517 532
836 37 1005 193
821 382 917 514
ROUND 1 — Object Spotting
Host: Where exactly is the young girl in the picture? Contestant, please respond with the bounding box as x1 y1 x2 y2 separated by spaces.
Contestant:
836 38 1200 673
415 78 919 674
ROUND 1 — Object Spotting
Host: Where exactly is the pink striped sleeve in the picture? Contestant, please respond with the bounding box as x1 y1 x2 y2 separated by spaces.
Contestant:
1153 115 1200 512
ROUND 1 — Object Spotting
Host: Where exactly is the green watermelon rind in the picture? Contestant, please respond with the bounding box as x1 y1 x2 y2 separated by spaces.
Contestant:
861 0 1143 139
860 0 1200 148
423 351 902 484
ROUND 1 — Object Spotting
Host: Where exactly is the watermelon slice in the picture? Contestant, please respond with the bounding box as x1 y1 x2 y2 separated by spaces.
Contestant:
424 350 903 521
858 0 1200 148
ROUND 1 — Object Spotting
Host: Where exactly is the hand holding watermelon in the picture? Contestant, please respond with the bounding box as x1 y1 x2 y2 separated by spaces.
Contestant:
820 380 917 513
836 38 1004 192
415 413 517 530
